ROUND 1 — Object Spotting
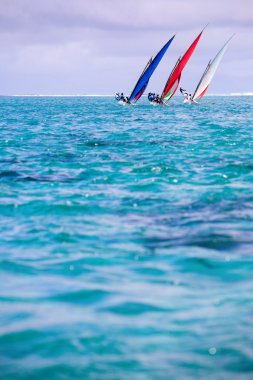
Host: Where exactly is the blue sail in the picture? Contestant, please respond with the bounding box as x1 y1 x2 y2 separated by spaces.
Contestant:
129 35 175 103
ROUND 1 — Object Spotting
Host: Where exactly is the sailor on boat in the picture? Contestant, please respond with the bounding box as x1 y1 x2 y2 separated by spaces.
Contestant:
148 92 155 102
149 93 165 105
115 92 124 101
115 92 132 105
154 94 160 103
180 87 191 103
180 87 198 104
148 93 159 104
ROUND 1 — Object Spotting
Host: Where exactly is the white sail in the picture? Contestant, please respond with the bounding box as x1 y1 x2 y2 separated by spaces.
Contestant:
193 35 234 101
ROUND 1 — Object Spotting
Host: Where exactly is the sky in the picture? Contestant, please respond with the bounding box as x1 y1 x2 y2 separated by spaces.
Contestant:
0 0 252 95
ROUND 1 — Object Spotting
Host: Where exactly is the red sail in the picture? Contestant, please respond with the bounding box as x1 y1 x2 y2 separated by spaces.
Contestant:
162 31 203 99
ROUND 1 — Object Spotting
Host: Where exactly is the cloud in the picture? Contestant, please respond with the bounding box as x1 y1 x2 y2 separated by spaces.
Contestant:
0 0 252 94
1 0 252 33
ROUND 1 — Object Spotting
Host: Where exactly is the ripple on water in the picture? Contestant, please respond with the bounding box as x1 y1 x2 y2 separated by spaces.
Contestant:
1 96 253 379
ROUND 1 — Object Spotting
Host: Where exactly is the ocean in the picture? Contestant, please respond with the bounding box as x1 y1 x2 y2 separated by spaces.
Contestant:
1 95 253 379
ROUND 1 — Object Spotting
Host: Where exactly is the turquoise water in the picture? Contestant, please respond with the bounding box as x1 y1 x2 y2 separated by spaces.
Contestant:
1 96 253 379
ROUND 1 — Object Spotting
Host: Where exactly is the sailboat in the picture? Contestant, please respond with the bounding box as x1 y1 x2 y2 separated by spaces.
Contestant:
116 35 175 105
149 28 205 105
191 36 234 102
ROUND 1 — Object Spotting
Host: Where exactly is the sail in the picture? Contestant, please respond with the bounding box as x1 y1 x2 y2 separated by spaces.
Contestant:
192 36 233 101
129 35 175 102
162 30 204 101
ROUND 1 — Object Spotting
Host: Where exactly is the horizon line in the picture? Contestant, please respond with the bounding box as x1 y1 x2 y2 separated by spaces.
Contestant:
0 93 253 97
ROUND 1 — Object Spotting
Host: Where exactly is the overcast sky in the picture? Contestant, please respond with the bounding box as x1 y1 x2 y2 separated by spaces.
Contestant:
0 0 252 95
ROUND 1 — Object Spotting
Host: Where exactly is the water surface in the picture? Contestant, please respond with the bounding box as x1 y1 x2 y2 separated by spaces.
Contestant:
1 96 253 379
